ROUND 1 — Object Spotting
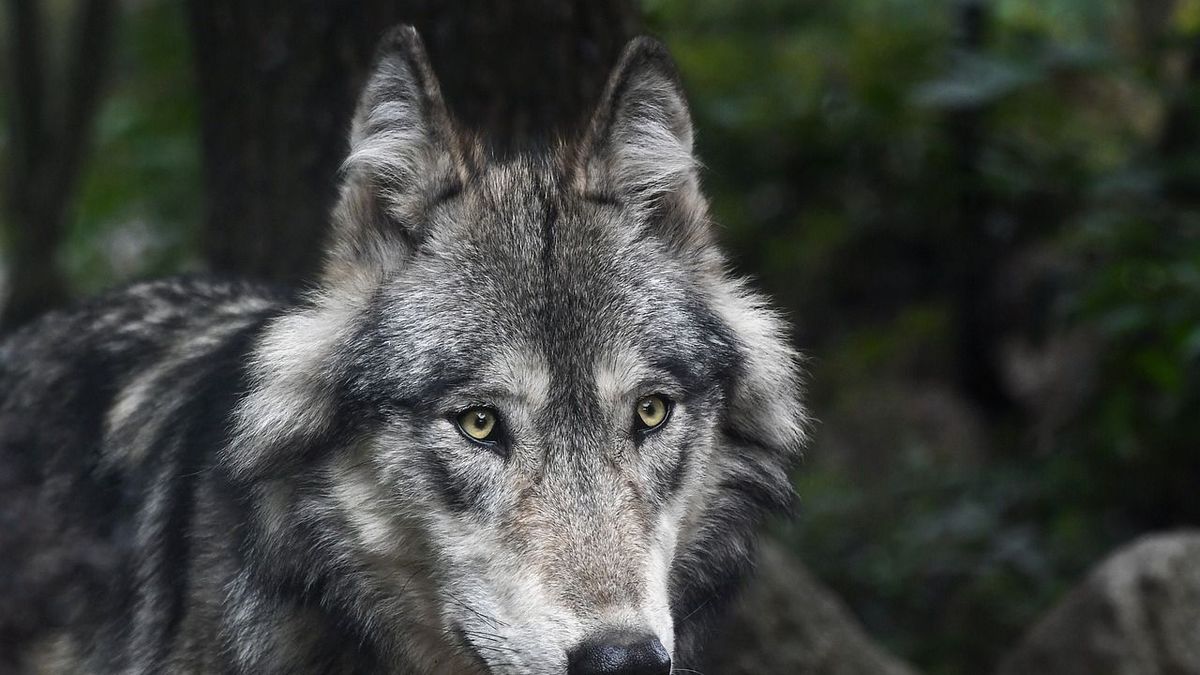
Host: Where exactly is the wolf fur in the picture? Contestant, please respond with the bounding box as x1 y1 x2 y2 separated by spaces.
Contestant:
0 27 807 674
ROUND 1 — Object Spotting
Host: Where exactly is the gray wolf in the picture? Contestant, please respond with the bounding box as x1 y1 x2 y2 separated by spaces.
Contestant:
0 26 807 674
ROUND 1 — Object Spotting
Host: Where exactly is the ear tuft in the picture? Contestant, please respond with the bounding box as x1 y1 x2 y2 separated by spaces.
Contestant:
325 26 466 286
342 26 461 186
577 36 698 210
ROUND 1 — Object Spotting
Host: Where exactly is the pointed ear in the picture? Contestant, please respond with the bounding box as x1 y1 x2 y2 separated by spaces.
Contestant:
325 26 470 285
576 37 710 248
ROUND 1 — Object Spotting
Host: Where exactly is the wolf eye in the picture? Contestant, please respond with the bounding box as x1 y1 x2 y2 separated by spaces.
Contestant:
457 408 499 444
635 395 671 432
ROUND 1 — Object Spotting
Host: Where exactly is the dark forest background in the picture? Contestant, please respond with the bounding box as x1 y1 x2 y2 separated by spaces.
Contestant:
2 1 1199 673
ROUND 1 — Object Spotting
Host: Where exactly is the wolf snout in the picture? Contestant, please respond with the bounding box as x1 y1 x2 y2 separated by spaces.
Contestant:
566 629 671 675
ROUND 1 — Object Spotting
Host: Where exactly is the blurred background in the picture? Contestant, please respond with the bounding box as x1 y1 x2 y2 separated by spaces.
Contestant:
2 1 1199 673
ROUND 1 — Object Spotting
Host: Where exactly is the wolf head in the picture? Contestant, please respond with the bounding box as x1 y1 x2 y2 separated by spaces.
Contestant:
226 26 807 674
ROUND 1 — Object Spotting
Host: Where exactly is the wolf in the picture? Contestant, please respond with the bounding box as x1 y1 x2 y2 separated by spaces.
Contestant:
0 26 807 674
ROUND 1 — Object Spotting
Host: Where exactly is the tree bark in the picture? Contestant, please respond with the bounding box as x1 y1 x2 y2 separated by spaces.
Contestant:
186 0 639 284
1 0 115 331
1157 39 1200 206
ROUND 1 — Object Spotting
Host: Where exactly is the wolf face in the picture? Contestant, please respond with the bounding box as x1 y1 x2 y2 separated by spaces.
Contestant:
224 27 807 674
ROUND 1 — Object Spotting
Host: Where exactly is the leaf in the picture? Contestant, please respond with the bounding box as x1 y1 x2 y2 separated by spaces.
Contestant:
911 52 1038 110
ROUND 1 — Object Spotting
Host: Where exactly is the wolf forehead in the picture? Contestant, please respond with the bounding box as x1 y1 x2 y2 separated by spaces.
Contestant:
337 160 741 410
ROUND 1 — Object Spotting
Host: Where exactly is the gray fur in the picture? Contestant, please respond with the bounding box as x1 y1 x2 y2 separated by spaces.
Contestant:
0 26 807 674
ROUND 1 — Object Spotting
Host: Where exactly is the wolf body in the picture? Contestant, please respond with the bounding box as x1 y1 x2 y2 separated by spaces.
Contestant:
0 28 807 674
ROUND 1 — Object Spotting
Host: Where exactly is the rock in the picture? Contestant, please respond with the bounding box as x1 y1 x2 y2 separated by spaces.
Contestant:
818 380 990 479
702 540 920 675
998 530 1200 675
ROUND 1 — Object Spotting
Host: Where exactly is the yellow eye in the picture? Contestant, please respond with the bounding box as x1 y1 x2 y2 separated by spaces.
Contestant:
635 395 671 431
457 408 498 443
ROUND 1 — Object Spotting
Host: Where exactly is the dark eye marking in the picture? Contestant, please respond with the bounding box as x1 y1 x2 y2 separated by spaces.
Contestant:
419 450 479 513
662 443 691 497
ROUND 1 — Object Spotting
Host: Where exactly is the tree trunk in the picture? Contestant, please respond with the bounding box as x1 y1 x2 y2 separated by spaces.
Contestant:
946 0 1015 416
1 0 115 331
1157 39 1200 206
186 0 639 284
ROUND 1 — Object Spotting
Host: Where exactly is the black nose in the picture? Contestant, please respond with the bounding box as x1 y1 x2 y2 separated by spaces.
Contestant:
567 630 671 675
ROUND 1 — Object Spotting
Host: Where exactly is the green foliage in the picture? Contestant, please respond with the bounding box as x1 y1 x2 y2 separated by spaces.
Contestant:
648 0 1200 673
1059 175 1200 526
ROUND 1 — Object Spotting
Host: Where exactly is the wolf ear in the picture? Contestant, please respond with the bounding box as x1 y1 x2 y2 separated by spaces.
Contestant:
326 26 470 285
227 28 464 481
576 37 711 250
